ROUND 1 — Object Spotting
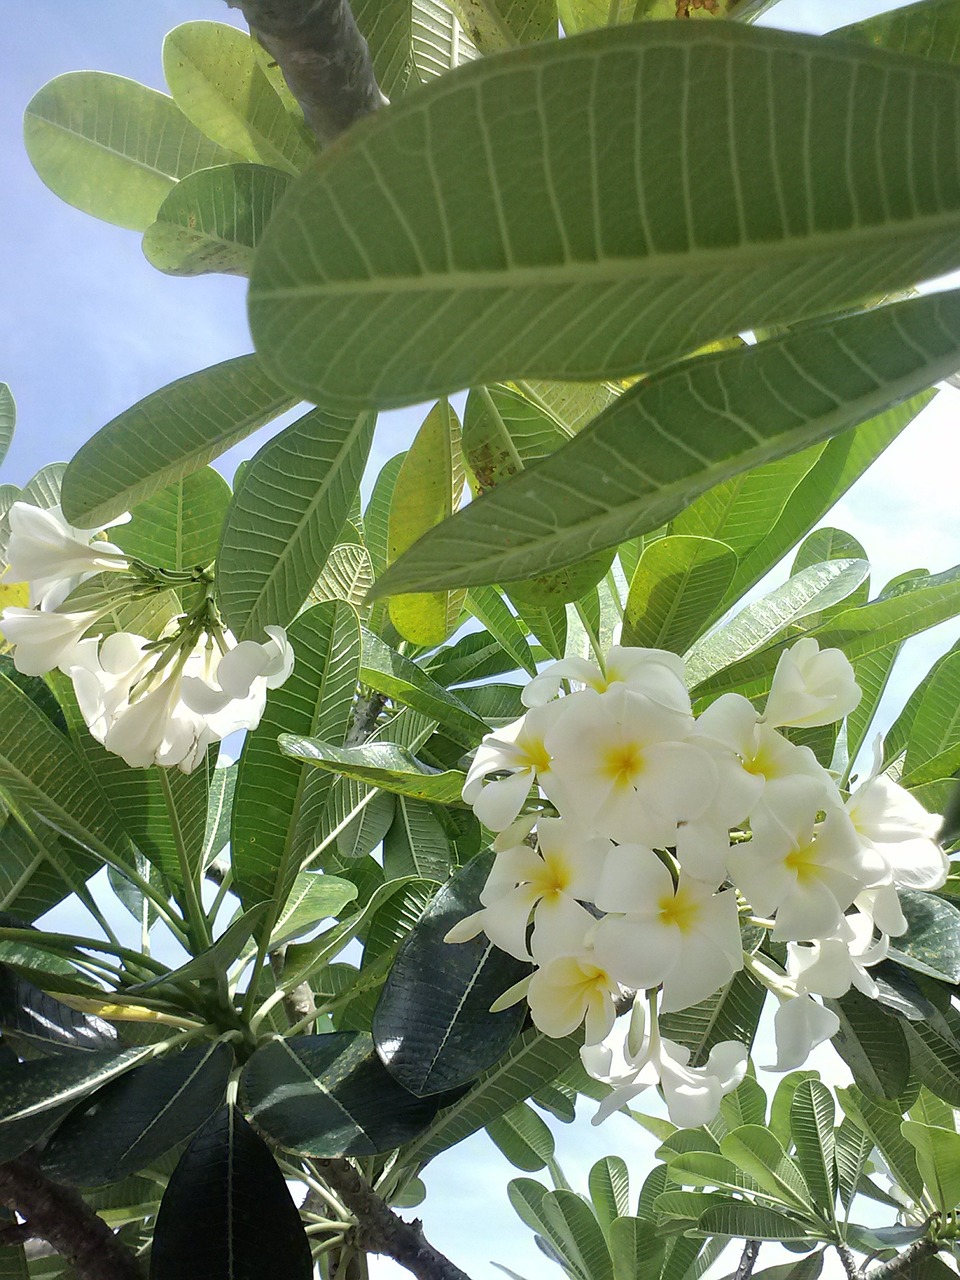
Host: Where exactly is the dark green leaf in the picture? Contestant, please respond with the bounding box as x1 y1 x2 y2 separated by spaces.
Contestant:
150 1103 312 1280
827 988 910 1101
0 966 117 1056
487 1100 556 1171
888 891 960 983
382 797 455 882
659 969 765 1067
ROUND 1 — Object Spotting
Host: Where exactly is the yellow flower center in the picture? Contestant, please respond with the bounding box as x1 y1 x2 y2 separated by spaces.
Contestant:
658 884 701 932
784 840 822 883
538 854 571 900
522 736 551 773
601 741 644 789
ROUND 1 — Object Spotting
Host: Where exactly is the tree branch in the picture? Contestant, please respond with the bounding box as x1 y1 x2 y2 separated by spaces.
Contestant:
224 0 387 144
865 1239 939 1280
314 1158 472 1280
836 1244 864 1280
0 1157 142 1280
734 1240 761 1280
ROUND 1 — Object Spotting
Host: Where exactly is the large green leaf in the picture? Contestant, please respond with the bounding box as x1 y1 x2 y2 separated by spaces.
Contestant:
382 797 456 882
836 1085 924 1202
835 1116 873 1214
232 602 361 912
143 163 292 278
150 1104 312 1280
486 1100 555 1171
279 738 468 806
887 891 960 984
718 1127 814 1214
40 1043 232 1186
833 0 960 63
373 852 530 1095
608 1217 665 1280
112 467 230 573
622 535 737 653
270 871 359 946
694 1203 814 1242
60 355 298 529
249 23 960 409
901 649 960 784
216 406 375 638
359 629 490 744
239 1032 453 1156
370 292 960 596
447 0 557 53
0 966 117 1056
790 1079 837 1219
23 72 242 231
902 1003 960 1107
352 0 417 97
540 1190 614 1280
162 22 316 174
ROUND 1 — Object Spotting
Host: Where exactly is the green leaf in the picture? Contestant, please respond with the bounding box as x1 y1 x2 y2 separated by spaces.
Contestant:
719 1074 767 1131
446 0 557 53
540 1190 613 1280
150 1104 312 1280
835 1116 873 1213
833 0 960 64
836 1085 924 1202
270 871 359 946
383 797 455 882
411 0 481 81
143 163 292 278
40 1043 232 1186
388 399 465 646
464 588 537 678
695 1203 815 1242
396 1025 581 1167
901 1120 960 1213
60 355 298 529
0 966 117 1056
162 23 316 174
309 542 375 616
351 0 417 97
373 852 530 1095
232 601 361 912
608 1217 665 1280
201 761 236 870
790 1079 837 1219
463 383 573 490
901 649 960 784
279 737 467 806
0 387 14 471
718 1126 815 1214
249 23 960 410
131 905 268 993
487 1100 556 1171
588 1157 630 1234
658 969 765 1067
112 467 230 573
827 988 910 1101
216 406 376 638
359 629 490 744
622 535 737 654
239 1032 454 1157
370 292 960 597
888 891 960 984
0 1048 149 1163
335 786 396 861
902 1004 960 1107
23 72 242 231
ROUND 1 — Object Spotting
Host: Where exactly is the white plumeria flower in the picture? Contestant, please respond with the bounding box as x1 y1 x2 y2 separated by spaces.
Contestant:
846 754 947 893
693 691 833 827
180 626 294 714
762 637 861 730
444 816 610 962
787 910 888 1001
525 943 620 1044
854 883 908 938
728 780 882 941
592 847 743 1012
544 685 718 846
765 994 841 1072
4 502 129 610
0 605 103 676
461 703 563 831
582 998 748 1128
521 645 691 714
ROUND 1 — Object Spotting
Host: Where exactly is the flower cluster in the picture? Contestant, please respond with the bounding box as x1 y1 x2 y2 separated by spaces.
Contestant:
448 641 946 1128
0 502 294 771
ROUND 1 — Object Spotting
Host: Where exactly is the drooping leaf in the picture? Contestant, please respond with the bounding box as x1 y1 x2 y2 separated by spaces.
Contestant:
23 72 242 231
60 355 298 529
162 22 316 173
280 737 468 806
143 163 292 277
373 852 530 1094
0 966 117 1056
388 399 465 646
359 629 490 744
270 871 359 947
622 535 737 654
216 405 376 638
902 1002 960 1107
250 24 960 409
232 601 361 913
41 1043 232 1187
239 1032 454 1157
370 293 960 597
150 1104 312 1280
382 797 456 882
487 1100 556 1171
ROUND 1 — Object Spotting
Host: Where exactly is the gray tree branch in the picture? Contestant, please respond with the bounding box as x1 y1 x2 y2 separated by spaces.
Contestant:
224 0 387 144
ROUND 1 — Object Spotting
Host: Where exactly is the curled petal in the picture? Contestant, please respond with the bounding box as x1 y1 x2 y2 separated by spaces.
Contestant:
763 638 861 729
765 996 839 1072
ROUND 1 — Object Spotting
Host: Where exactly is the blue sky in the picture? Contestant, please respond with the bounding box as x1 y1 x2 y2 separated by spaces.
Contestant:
4 2 959 1278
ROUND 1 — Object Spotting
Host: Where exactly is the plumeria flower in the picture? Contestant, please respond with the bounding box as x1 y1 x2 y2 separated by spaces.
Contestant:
444 816 610 962
180 626 295 714
762 637 861 729
846 747 947 892
592 847 743 1012
787 910 888 1000
766 994 841 1072
4 502 129 610
525 942 620 1044
728 780 883 941
582 997 748 1128
521 645 691 715
544 684 718 846
461 703 564 831
0 604 104 676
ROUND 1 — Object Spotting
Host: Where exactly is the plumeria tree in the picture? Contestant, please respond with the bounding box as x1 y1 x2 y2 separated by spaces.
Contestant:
2 1 960 1278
